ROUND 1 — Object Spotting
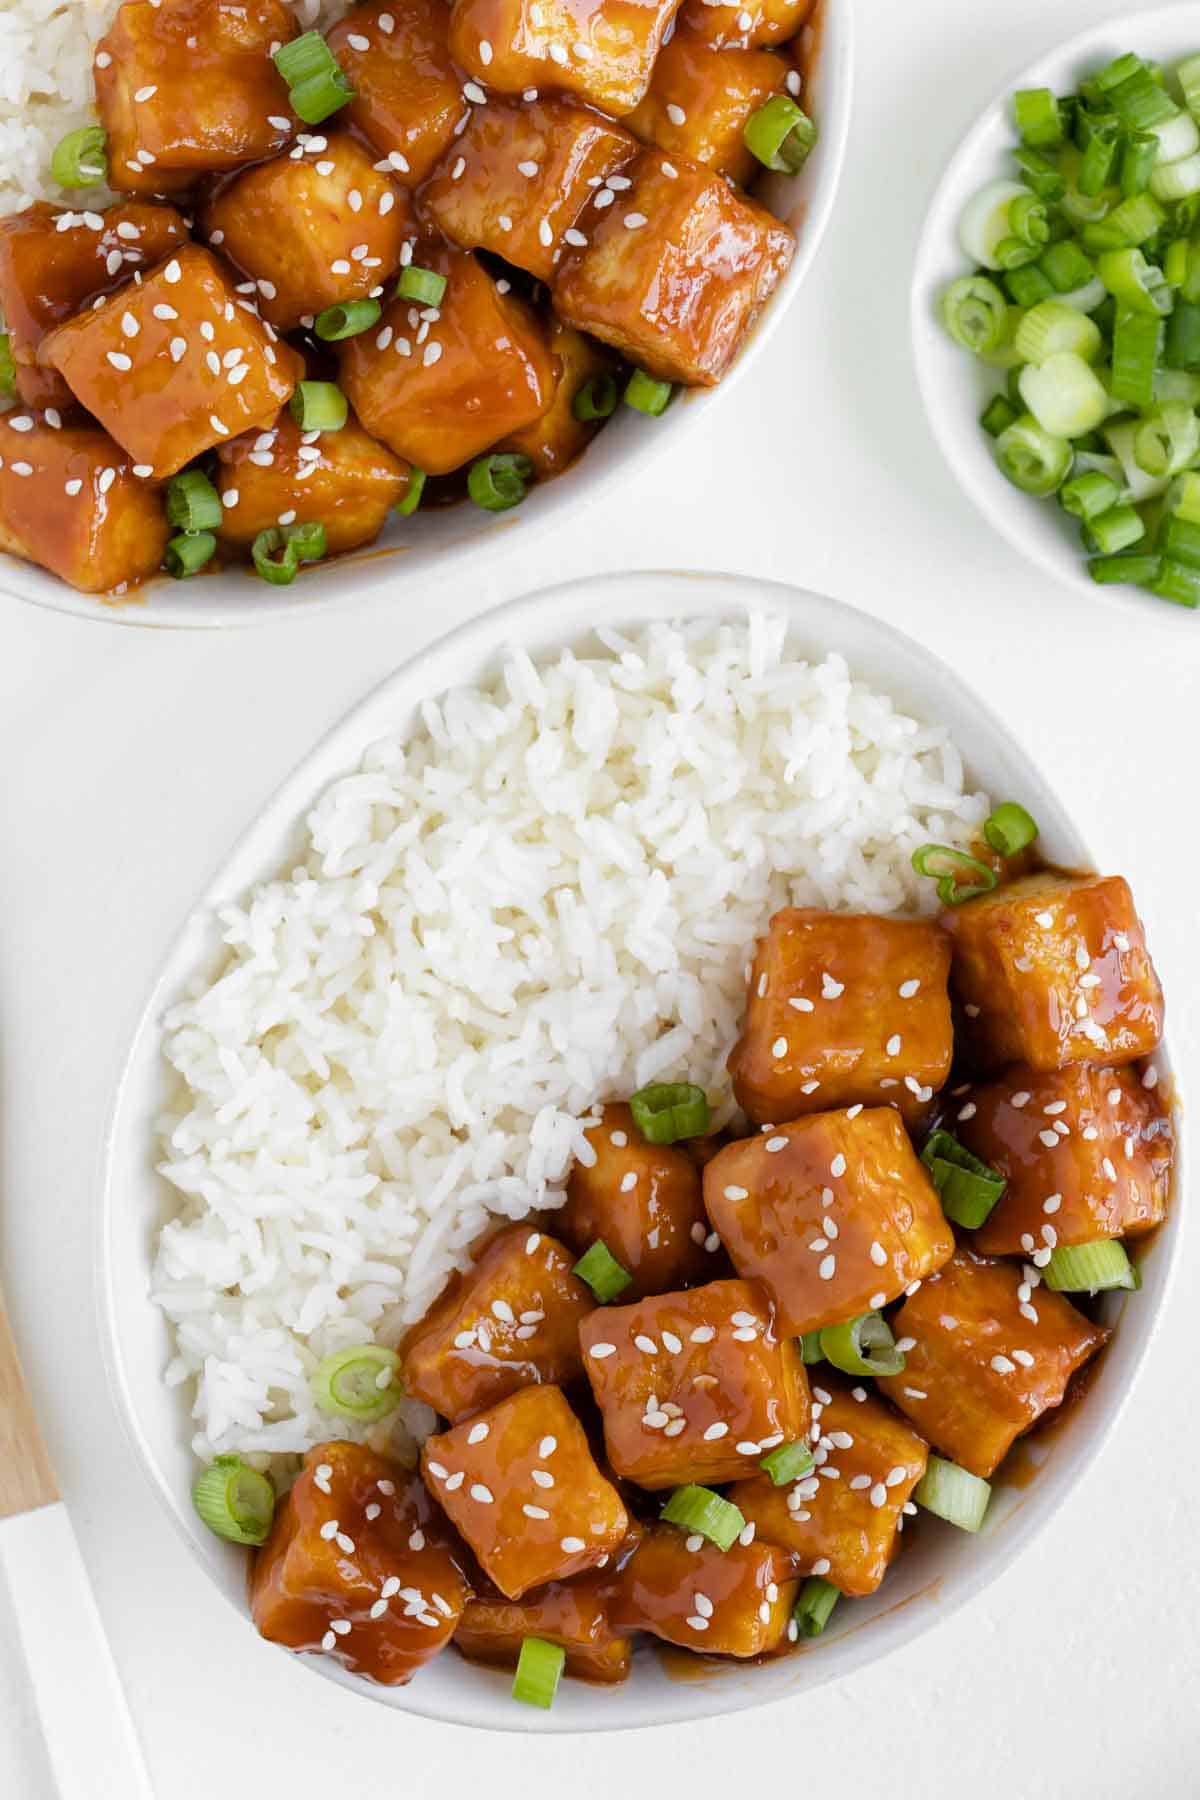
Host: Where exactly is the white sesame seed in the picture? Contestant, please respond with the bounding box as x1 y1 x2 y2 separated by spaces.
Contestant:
336 1533 355 1553
423 342 443 366
788 996 814 1012
620 1170 638 1192
163 259 181 283
330 1618 352 1636
663 1419 686 1436
869 1483 888 1508
830 1153 847 1178
347 31 370 48
549 41 568 63
526 1233 541 1253
531 1469 555 1488
523 1503 550 1519
702 1422 729 1441
686 1615 709 1632
624 211 648 229
662 1330 682 1353
1011 1091 1030 1108
469 1483 493 1504
885 1034 901 1056
765 1136 788 1153
97 466 115 494
321 1630 337 1651
818 1254 836 1281
467 1422 490 1445
134 84 158 101
991 1354 1016 1374
690 1325 715 1344
63 478 83 496
444 1471 464 1491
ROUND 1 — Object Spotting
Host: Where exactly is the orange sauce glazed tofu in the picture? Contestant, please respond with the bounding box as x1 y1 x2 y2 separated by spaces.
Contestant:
679 0 812 50
327 0 465 187
940 872 1164 1074
339 245 552 475
448 0 686 116
953 1062 1173 1258
558 1101 713 1298
203 135 415 332
251 1442 468 1685
420 1385 629 1599
624 33 789 184
399 1224 593 1421
610 1523 798 1655
454 1527 642 1683
728 909 954 1128
703 1110 954 1337
730 1383 927 1596
554 149 794 386
421 98 636 286
40 246 303 478
499 320 620 475
579 1278 809 1488
95 0 298 195
876 1249 1108 1478
215 411 412 557
0 201 188 410
0 413 168 593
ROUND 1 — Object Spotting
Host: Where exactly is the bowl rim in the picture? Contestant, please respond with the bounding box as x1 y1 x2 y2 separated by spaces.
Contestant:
95 567 1183 1731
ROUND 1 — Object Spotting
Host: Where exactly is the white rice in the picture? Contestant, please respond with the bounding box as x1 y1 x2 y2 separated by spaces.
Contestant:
150 613 989 1469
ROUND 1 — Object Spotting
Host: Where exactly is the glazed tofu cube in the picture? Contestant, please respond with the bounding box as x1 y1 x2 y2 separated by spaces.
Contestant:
554 149 794 386
202 135 415 332
423 99 635 285
215 410 412 557
95 0 298 194
730 1385 927 1597
610 1524 798 1656
728 909 954 1129
0 201 188 409
679 0 813 50
0 414 168 593
704 1110 954 1337
339 246 552 474
876 1249 1108 1477
327 0 464 187
499 321 620 475
624 35 789 184
399 1225 592 1421
421 1385 628 1600
953 1062 1173 1258
942 872 1164 1074
251 1442 468 1685
40 247 303 479
453 1528 641 1683
579 1278 809 1489
448 0 684 115
558 1102 712 1299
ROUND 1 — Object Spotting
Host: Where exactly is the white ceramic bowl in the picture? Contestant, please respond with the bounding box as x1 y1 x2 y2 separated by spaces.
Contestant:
98 569 1181 1731
0 7 851 630
912 6 1200 614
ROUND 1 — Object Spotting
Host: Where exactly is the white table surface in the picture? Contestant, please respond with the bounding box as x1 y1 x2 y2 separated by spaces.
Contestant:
3 0 1199 1792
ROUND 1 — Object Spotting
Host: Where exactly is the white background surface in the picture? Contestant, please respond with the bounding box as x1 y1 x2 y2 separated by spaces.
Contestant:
1 0 1198 1793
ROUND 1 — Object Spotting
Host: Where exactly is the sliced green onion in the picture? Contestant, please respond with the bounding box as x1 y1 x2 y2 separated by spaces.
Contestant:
394 467 426 516
920 1127 1006 1228
799 1330 825 1365
1133 401 1200 476
1094 53 1145 93
911 843 999 904
1078 117 1120 197
571 373 618 422
982 800 1038 855
1097 246 1174 314
994 235 1040 271
164 530 216 579
939 276 1009 355
251 522 327 586
1042 1238 1139 1293
793 1577 840 1638
1151 151 1200 203
572 1240 633 1303
1165 237 1191 290
1110 308 1164 409
1106 66 1178 132
50 125 108 188
1120 132 1159 198
1151 110 1200 163
1105 418 1170 500
629 1081 710 1144
1039 239 1095 293
467 451 532 512
1013 87 1063 148
994 413 1073 496
1161 512 1200 567
289 380 347 432
273 29 339 86
1059 469 1121 521
1018 351 1109 437
512 1637 565 1710
1089 551 1162 586
742 95 817 173
1082 191 1165 252
1005 263 1054 308
624 369 673 415
759 1440 815 1486
819 1311 906 1379
980 394 1019 438
1085 504 1146 555
660 1485 745 1552
1177 51 1200 118
314 298 381 341
165 468 223 532
312 1343 403 1421
192 1455 275 1546
395 266 447 306
1164 298 1200 368
1170 469 1200 523
1150 558 1200 605
0 333 14 397
1014 299 1101 364
273 34 356 123
959 178 1034 268
286 520 326 563
913 1455 991 1533
1013 147 1064 200
290 67 356 124
1007 191 1049 248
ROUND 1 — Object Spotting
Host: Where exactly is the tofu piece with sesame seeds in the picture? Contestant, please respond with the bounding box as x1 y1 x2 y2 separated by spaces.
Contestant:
251 1441 469 1685
955 1062 1173 1258
679 0 812 51
728 909 955 1129
941 872 1164 1074
447 0 685 116
214 409 412 557
498 320 620 475
326 0 464 188
398 1225 593 1421
579 1278 809 1489
624 33 789 184
0 201 188 411
610 1523 798 1656
730 1384 927 1597
40 246 303 479
554 149 793 387
422 98 636 286
875 1249 1108 1478
338 245 553 475
558 1101 713 1299
95 0 298 194
202 135 415 332
421 1385 628 1600
703 1110 954 1338
454 1525 642 1683
0 413 168 593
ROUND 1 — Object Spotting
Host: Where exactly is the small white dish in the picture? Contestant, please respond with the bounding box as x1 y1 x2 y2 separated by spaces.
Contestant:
98 569 1181 1731
0 2 852 630
911 5 1200 614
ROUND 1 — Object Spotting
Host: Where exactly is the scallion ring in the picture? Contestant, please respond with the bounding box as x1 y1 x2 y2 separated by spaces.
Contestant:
0 332 13 397
759 1440 815 1486
799 1330 825 1365
1042 1238 1139 1294
913 1455 991 1533
910 843 998 904
982 801 1038 856
819 1310 906 1379
166 468 223 533
743 95 817 173
467 452 532 512
939 276 1009 356
192 1455 275 1545
273 28 339 86
792 1577 840 1638
314 298 382 341
572 373 618 421
164 530 217 579
920 1129 1006 1229
624 369 673 415
572 1240 633 1303
50 125 108 188
660 1485 745 1551
251 522 327 586
394 467 426 516
395 266 447 306
512 1637 566 1710
289 380 348 432
629 1081 710 1145
312 1343 403 1421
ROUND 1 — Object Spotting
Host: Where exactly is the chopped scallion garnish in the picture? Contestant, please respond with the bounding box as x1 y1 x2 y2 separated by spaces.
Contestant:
572 373 618 422
467 452 532 512
394 467 426 516
982 801 1038 856
910 843 998 906
759 1440 815 1486
289 380 348 432
395 266 447 306
50 125 108 188
940 276 1009 355
743 95 817 174
1042 1238 1139 1293
166 468 223 533
920 1129 1006 1229
572 1240 633 1303
164 530 217 579
192 1455 275 1545
819 1311 906 1378
624 369 673 416
314 298 382 341
792 1577 840 1637
629 1082 710 1145
0 333 13 397
512 1636 565 1709
251 521 327 586
913 1456 991 1533
660 1485 745 1552
312 1343 403 1420
799 1330 825 1365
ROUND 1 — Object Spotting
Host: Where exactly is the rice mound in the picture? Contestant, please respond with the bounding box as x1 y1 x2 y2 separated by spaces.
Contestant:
150 614 989 1468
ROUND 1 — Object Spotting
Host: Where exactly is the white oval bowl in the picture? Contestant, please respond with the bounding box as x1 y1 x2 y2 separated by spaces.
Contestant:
99 569 1181 1730
912 5 1200 616
0 6 851 631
